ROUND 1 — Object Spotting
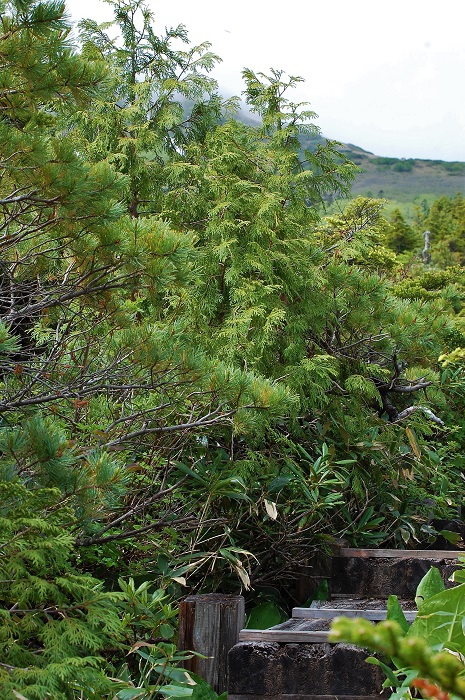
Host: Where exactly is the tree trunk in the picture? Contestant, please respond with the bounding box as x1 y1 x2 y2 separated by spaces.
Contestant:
422 229 431 264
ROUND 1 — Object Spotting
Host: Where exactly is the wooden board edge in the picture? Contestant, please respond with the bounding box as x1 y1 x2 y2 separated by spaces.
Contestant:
228 695 386 700
239 629 330 643
338 548 464 559
291 608 417 621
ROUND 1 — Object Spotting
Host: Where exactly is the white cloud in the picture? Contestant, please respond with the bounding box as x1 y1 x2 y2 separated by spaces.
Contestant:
66 0 465 162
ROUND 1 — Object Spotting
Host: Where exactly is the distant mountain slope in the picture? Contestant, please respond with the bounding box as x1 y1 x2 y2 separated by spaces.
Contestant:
340 144 465 201
297 132 465 202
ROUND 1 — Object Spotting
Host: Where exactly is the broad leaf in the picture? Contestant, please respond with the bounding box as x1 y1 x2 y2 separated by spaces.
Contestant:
408 582 465 650
264 499 278 520
159 684 194 698
365 656 399 686
246 601 286 629
386 595 409 633
415 566 445 608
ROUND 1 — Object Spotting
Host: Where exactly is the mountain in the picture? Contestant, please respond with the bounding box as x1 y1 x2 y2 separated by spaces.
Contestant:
297 132 465 206
339 143 465 202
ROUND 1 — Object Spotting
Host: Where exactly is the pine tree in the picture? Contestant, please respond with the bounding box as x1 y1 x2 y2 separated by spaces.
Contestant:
1 0 289 452
385 208 419 254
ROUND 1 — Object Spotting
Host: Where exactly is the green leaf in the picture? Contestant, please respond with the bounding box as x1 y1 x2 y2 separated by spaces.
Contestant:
451 568 465 583
160 623 175 639
408 582 465 649
415 567 445 608
174 462 208 486
268 475 293 492
159 684 194 698
365 656 399 686
438 529 463 546
188 673 227 700
386 595 409 633
246 601 286 629
117 689 146 700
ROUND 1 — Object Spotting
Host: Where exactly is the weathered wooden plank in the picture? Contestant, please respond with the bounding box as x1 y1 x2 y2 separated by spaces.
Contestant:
239 629 330 643
179 594 245 693
291 607 417 621
229 696 384 700
331 593 364 599
339 548 464 559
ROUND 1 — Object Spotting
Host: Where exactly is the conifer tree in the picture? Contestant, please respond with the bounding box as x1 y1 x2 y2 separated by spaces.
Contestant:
424 194 465 267
386 208 419 254
164 68 356 378
0 0 294 613
0 479 124 699
72 0 228 217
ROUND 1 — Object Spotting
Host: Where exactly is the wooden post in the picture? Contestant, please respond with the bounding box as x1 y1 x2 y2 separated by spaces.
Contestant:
178 594 245 693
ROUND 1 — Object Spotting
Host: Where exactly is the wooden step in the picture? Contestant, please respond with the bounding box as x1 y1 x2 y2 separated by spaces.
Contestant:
230 627 390 697
291 606 417 622
339 547 464 559
240 596 418 643
229 695 385 700
230 548 457 698
332 549 461 597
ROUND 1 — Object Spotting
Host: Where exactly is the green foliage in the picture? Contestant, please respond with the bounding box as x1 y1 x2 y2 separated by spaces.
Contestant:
414 566 445 608
164 70 356 379
4 0 465 696
386 595 409 634
373 157 400 167
118 578 178 644
246 601 287 630
114 644 199 700
442 162 465 175
0 480 124 700
385 209 419 254
423 194 465 267
370 157 415 173
74 0 225 217
188 674 227 700
393 160 414 173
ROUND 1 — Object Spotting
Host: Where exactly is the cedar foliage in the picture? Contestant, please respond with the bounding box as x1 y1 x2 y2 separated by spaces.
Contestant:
2 0 465 696
0 481 124 699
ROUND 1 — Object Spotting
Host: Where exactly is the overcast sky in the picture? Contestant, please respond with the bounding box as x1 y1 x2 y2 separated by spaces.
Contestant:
66 0 465 162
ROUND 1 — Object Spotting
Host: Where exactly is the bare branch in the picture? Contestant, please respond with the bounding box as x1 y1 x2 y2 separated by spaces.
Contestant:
76 476 188 545
394 405 445 426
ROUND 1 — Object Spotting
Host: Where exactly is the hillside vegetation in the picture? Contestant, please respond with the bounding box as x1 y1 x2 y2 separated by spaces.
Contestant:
297 133 465 214
344 145 465 202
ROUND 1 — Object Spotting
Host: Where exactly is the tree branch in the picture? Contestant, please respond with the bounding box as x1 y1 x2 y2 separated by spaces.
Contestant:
75 476 188 545
394 406 445 426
